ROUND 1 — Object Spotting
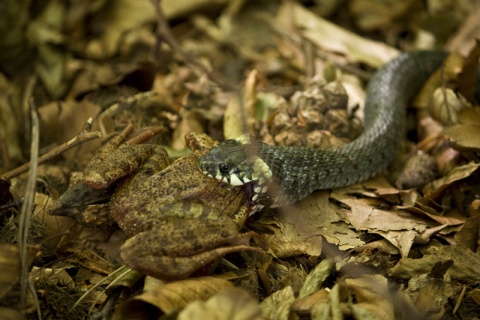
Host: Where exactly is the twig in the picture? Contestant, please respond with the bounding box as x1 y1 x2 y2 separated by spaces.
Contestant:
18 99 39 307
1 118 102 180
151 0 236 91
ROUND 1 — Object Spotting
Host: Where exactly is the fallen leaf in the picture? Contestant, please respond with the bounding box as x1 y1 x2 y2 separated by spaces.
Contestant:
331 193 430 257
423 162 480 199
343 275 395 320
277 2 399 68
273 191 364 253
443 124 480 150
291 289 330 316
115 276 233 317
223 70 258 139
454 214 480 252
388 244 480 282
178 287 262 320
0 243 41 300
298 259 335 299
260 285 295 320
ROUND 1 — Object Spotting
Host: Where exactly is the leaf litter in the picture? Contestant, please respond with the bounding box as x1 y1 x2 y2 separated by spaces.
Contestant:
0 0 479 319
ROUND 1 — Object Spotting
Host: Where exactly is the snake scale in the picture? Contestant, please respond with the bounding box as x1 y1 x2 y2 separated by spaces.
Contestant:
199 51 452 209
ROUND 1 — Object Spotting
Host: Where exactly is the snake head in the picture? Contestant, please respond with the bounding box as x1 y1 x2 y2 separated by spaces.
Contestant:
198 134 272 203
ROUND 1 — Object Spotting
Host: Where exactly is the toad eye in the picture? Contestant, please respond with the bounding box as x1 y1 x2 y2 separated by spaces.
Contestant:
219 163 231 174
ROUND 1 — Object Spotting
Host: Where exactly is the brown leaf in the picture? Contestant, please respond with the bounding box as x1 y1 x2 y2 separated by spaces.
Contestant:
260 286 295 320
454 214 480 252
443 123 480 151
115 276 233 317
423 162 480 200
291 290 330 316
429 88 471 125
0 243 40 300
272 191 364 254
178 287 262 320
388 244 480 282
277 2 399 68
343 275 396 320
331 193 429 257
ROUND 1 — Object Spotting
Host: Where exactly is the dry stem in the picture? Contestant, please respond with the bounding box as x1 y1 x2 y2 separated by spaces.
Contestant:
1 118 102 180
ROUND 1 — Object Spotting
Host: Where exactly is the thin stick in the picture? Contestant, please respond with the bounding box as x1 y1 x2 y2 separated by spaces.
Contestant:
1 118 102 180
19 99 39 306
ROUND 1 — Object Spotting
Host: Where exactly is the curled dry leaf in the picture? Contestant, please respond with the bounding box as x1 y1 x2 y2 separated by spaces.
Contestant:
260 285 295 320
114 276 233 317
413 51 466 110
265 232 321 258
343 275 396 320
0 243 40 300
178 287 262 320
443 124 480 151
429 87 471 125
423 162 480 200
388 244 480 283
298 259 334 299
291 290 330 316
223 70 258 139
277 2 399 68
454 214 480 252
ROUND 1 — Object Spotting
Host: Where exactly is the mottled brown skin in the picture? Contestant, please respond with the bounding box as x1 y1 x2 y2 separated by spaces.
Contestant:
54 129 262 280
110 143 250 236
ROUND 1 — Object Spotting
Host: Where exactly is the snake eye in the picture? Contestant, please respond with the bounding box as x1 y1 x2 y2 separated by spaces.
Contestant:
219 163 231 174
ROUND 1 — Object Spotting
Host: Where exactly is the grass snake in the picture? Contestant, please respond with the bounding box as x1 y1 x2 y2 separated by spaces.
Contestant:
198 51 466 208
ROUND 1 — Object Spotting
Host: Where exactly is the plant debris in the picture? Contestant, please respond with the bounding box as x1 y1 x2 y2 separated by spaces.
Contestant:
0 0 480 319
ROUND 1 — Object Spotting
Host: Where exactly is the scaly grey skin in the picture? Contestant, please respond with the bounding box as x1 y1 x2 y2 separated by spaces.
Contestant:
199 51 449 208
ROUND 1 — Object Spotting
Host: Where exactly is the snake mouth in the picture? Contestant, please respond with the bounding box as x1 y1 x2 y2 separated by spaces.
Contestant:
198 134 275 206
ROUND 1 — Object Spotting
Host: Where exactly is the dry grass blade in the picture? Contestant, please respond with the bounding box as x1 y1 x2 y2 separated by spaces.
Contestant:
70 265 138 316
17 99 40 317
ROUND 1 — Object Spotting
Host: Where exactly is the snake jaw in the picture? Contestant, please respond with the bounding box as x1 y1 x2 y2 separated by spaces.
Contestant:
198 135 273 206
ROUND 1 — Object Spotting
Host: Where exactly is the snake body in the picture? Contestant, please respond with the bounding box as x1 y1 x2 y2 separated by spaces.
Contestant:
199 51 449 208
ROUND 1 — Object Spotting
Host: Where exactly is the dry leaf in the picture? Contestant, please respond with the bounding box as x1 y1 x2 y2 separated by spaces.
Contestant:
443 124 480 150
86 0 156 59
429 88 471 125
291 289 330 316
423 162 480 199
115 276 233 317
331 193 430 257
265 232 322 258
277 2 399 68
272 191 364 253
178 287 262 320
454 214 480 252
298 259 334 299
260 285 295 320
223 70 258 139
343 275 396 320
349 0 414 32
0 243 40 300
458 107 480 125
388 244 480 282
413 51 466 110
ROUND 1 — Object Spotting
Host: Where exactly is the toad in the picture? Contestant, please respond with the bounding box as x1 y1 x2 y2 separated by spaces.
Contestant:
51 125 263 280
